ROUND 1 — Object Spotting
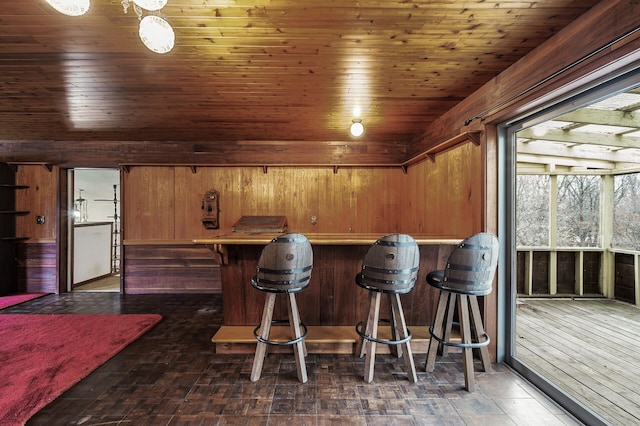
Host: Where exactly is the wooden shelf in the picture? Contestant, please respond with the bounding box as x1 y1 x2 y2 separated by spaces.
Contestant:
0 236 29 241
402 131 482 170
0 210 29 215
0 184 29 189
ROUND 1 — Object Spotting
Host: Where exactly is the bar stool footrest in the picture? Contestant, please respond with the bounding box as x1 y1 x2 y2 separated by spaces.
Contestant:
254 319 308 346
356 319 412 346
429 323 490 349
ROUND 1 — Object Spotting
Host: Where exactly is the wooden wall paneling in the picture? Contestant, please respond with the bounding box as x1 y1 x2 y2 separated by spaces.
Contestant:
332 245 366 326
315 169 333 233
316 245 336 324
16 242 57 293
305 168 321 234
219 244 248 325
123 244 221 294
15 165 57 241
406 143 482 237
123 167 175 240
241 245 265 326
174 167 196 241
403 163 423 234
216 167 241 231
344 169 360 233
13 165 59 293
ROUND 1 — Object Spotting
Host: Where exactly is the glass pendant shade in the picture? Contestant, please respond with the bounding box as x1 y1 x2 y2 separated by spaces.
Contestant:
45 0 90 16
139 15 175 54
350 120 364 137
133 0 168 11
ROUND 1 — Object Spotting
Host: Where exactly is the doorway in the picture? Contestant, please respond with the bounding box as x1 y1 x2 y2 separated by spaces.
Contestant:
69 168 120 292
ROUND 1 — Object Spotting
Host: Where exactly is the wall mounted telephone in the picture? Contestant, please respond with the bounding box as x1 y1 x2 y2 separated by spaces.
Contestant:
201 189 220 229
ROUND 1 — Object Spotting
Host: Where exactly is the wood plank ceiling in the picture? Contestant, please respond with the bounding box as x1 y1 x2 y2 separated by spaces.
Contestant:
0 0 602 167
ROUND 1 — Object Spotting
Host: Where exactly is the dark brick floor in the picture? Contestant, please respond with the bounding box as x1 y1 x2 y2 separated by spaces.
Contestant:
2 293 580 425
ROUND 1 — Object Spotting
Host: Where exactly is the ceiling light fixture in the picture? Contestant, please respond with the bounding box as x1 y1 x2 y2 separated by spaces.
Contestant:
138 15 175 54
350 118 364 137
122 0 175 54
45 0 90 16
130 0 167 11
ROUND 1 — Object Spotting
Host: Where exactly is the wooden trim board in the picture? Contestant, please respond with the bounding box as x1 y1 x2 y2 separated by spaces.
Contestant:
212 325 461 354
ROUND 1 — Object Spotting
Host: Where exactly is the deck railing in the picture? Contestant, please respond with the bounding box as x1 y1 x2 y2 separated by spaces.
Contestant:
517 247 640 306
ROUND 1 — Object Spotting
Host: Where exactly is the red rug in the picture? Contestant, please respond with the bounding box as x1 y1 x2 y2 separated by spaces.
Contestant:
0 313 162 425
0 293 48 310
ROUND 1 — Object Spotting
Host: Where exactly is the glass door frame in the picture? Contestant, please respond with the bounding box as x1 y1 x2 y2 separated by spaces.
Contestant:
496 65 640 425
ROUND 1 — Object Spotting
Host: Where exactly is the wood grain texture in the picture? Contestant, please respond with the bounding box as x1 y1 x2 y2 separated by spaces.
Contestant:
220 242 455 327
0 0 602 167
15 241 57 293
123 244 221 294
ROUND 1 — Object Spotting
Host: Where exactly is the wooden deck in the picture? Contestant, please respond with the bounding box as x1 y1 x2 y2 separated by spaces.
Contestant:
516 298 640 426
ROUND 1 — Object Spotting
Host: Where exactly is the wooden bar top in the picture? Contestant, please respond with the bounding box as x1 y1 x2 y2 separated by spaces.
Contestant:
194 232 461 246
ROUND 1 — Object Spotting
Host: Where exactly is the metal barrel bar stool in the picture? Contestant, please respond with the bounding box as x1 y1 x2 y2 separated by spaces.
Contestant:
250 233 313 383
355 233 420 383
425 232 499 391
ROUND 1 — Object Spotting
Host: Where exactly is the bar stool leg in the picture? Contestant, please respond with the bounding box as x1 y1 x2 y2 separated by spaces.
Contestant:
388 295 401 358
469 295 491 372
364 291 382 383
251 293 276 382
389 293 417 382
357 291 376 358
458 294 475 391
441 292 457 357
426 290 450 372
287 292 308 383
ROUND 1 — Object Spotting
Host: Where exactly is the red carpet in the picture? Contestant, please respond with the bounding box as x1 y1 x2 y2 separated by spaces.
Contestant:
0 313 162 425
0 293 48 310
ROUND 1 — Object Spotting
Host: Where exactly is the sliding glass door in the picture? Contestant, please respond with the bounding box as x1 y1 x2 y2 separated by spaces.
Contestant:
500 69 640 425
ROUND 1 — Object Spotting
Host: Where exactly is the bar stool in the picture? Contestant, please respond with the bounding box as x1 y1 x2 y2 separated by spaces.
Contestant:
250 233 313 383
425 232 499 391
355 234 420 383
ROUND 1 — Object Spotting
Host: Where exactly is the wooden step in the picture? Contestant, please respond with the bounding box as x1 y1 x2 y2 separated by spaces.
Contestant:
212 325 460 354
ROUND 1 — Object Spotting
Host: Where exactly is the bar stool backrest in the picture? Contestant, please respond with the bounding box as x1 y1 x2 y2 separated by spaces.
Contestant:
253 233 313 293
358 233 420 294
443 232 499 295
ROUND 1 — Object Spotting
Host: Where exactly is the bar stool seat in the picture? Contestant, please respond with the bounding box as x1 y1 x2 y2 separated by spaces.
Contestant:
425 232 499 391
250 233 313 383
355 234 420 383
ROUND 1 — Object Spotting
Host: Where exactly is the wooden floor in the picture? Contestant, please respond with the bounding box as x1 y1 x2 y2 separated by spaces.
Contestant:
73 274 120 292
516 298 640 426
0 292 581 425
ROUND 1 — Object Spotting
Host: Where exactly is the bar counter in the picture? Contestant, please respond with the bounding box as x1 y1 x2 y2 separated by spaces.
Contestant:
194 233 460 331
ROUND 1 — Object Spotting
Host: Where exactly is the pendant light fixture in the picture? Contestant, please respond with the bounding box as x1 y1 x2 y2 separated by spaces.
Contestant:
122 0 175 54
45 0 90 16
46 0 175 54
131 0 167 11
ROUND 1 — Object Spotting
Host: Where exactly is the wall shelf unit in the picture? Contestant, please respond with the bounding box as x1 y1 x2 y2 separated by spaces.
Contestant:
0 163 30 294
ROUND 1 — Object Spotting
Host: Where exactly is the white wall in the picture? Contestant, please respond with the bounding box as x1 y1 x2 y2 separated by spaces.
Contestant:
74 168 119 223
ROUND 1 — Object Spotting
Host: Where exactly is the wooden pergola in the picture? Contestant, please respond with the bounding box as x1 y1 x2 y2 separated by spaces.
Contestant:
516 87 640 305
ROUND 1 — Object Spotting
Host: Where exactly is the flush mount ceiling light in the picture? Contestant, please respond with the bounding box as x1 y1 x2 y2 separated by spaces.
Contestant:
45 0 90 16
350 118 364 137
122 0 175 54
138 14 175 54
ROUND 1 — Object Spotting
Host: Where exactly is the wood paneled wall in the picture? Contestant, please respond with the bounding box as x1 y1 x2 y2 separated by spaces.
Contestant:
123 144 483 241
121 144 482 294
14 165 59 293
10 142 483 294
